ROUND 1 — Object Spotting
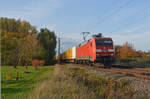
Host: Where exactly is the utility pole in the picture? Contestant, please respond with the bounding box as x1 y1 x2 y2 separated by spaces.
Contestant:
58 38 61 63
81 32 90 42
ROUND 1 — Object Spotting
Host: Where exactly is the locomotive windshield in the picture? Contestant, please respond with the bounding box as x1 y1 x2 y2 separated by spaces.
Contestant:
96 40 113 46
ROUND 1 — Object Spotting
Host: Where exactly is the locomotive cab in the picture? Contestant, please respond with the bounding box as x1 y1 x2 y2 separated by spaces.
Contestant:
93 34 115 65
75 33 115 67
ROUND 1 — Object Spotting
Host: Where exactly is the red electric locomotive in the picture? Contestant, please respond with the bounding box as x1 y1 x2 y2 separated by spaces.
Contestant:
76 33 115 67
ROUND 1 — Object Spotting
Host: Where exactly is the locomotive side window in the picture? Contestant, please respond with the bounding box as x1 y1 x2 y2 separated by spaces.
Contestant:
96 40 113 46
95 40 103 46
91 42 92 47
104 40 113 45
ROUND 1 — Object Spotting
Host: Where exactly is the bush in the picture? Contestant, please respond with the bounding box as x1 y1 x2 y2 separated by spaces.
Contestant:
32 59 45 69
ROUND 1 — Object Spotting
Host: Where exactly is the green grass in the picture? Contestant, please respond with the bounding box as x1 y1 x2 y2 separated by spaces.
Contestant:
1 66 54 99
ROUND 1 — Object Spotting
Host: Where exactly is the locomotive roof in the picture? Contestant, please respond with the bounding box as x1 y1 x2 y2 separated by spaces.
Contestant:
78 37 112 47
94 37 112 40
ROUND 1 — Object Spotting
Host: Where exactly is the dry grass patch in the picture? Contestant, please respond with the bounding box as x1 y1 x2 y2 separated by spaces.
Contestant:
29 65 95 99
29 64 148 99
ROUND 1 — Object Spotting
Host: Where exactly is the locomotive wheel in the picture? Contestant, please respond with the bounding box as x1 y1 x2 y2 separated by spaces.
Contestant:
89 63 93 66
107 66 111 69
88 61 93 66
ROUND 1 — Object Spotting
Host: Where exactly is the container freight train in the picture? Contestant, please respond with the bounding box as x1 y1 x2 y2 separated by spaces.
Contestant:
57 33 115 67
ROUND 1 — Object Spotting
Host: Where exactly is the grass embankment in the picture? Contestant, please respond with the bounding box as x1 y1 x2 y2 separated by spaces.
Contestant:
135 57 150 66
116 56 150 67
31 64 145 99
1 66 54 99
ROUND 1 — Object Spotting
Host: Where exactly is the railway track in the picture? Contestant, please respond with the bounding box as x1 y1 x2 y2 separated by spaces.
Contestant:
72 64 150 80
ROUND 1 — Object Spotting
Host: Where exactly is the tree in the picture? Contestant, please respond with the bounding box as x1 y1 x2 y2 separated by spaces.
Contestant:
1 17 56 67
136 50 147 57
1 17 40 67
18 34 43 69
147 50 150 57
38 28 57 65
0 17 36 34
115 45 122 59
1 32 25 66
115 42 137 60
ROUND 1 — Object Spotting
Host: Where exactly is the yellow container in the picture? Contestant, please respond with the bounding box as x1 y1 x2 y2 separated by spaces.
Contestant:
56 56 58 60
62 48 73 60
56 47 76 61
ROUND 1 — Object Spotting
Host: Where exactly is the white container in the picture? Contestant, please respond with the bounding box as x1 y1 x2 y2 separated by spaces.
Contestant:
72 46 76 59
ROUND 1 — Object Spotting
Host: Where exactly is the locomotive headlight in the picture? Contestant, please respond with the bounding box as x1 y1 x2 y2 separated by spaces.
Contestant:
108 49 114 52
96 49 102 52
111 53 114 56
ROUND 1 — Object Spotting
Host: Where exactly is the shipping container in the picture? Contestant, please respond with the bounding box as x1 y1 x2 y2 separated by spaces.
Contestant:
61 47 76 62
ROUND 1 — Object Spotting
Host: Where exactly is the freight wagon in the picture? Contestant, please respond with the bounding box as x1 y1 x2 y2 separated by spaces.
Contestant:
61 46 76 62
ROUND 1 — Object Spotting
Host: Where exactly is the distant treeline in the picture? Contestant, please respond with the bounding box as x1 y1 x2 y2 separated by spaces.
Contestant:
1 17 57 66
115 42 150 64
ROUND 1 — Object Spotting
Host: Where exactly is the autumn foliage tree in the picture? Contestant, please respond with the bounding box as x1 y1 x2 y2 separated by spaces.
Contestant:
18 33 44 71
0 17 36 34
136 50 146 57
1 32 26 67
1 17 57 67
115 42 137 60
1 17 37 67
32 59 45 70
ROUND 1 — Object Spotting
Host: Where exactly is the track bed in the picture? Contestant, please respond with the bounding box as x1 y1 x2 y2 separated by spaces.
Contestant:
66 63 150 97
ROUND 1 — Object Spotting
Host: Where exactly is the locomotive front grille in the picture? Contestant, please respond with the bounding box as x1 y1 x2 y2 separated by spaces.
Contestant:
95 56 115 64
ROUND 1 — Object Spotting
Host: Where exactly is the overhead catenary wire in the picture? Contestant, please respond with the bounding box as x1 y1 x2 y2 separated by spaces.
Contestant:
88 0 150 38
59 0 135 49
87 0 135 32
111 12 150 34
57 36 81 53
59 0 150 53
108 4 150 33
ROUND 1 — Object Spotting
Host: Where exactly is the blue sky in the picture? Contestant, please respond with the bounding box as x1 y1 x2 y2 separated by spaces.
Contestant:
1 0 150 51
